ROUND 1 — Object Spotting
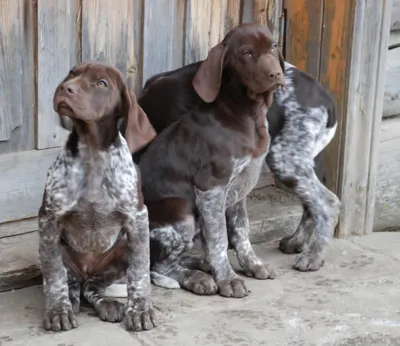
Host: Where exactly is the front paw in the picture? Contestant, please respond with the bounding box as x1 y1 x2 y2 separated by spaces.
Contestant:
43 303 78 331
218 278 249 298
124 308 157 332
244 263 276 280
95 298 125 323
294 251 325 272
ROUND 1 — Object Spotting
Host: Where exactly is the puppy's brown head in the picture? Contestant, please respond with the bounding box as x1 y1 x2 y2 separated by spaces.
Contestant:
53 61 156 153
193 23 285 106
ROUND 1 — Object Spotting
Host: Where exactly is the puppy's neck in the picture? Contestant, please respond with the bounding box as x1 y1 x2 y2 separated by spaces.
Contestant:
73 115 120 152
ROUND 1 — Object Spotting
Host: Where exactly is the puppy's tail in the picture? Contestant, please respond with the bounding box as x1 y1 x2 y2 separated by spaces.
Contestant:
150 271 181 289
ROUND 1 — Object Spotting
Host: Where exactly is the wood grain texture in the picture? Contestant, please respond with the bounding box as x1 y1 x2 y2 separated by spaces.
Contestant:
0 218 37 239
37 0 80 149
0 0 35 154
142 0 184 84
225 0 242 31
284 0 323 79
0 232 41 292
81 0 137 89
0 148 60 225
185 0 219 64
374 116 400 232
242 0 282 41
326 0 393 237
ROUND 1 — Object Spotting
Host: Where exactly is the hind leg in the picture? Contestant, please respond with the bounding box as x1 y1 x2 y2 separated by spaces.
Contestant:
292 174 340 271
149 201 217 296
268 156 340 271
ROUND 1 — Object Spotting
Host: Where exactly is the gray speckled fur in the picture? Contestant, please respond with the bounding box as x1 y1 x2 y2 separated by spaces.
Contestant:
38 133 155 332
266 62 341 271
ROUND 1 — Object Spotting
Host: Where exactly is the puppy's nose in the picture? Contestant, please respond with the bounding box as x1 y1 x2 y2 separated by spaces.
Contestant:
61 83 80 95
268 71 281 80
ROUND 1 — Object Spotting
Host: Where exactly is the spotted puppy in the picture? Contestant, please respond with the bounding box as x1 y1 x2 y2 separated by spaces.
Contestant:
38 62 157 332
131 23 286 299
135 24 341 272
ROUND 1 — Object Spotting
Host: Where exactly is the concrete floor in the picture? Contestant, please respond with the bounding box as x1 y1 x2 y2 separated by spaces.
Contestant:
1 233 400 346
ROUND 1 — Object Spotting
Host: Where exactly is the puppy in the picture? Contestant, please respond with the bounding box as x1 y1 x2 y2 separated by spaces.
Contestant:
38 62 157 332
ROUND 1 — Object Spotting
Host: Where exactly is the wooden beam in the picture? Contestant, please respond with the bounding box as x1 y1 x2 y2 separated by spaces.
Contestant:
0 0 35 154
0 148 61 225
284 0 324 80
142 0 185 84
318 0 393 237
36 0 80 148
81 0 137 89
242 0 283 42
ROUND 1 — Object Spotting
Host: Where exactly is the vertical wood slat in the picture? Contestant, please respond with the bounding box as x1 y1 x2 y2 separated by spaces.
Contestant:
284 0 324 80
142 0 186 85
242 0 282 41
36 0 80 148
225 0 242 31
185 0 216 64
329 0 393 237
0 0 35 154
81 0 137 89
185 0 242 65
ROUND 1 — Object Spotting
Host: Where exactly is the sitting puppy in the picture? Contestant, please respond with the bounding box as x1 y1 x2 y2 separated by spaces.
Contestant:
136 23 285 298
38 62 157 332
134 24 340 273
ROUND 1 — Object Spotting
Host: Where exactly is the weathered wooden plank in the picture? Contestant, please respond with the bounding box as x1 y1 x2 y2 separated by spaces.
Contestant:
224 0 242 32
242 0 282 41
0 0 35 154
0 148 60 225
247 185 302 244
0 218 37 239
142 0 186 84
81 0 137 89
322 0 393 237
0 232 41 292
185 0 220 64
284 0 323 79
374 116 400 232
37 0 80 148
171 0 187 70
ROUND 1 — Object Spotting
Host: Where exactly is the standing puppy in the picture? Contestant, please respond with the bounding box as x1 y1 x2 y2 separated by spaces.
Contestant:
38 62 157 332
137 24 285 298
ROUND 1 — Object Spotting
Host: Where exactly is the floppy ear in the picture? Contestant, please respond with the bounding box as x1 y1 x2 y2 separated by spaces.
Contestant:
121 86 157 153
192 43 227 103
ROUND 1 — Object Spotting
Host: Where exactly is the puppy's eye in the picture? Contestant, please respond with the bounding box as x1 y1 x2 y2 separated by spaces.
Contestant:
96 79 108 87
242 49 254 57
271 43 278 52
